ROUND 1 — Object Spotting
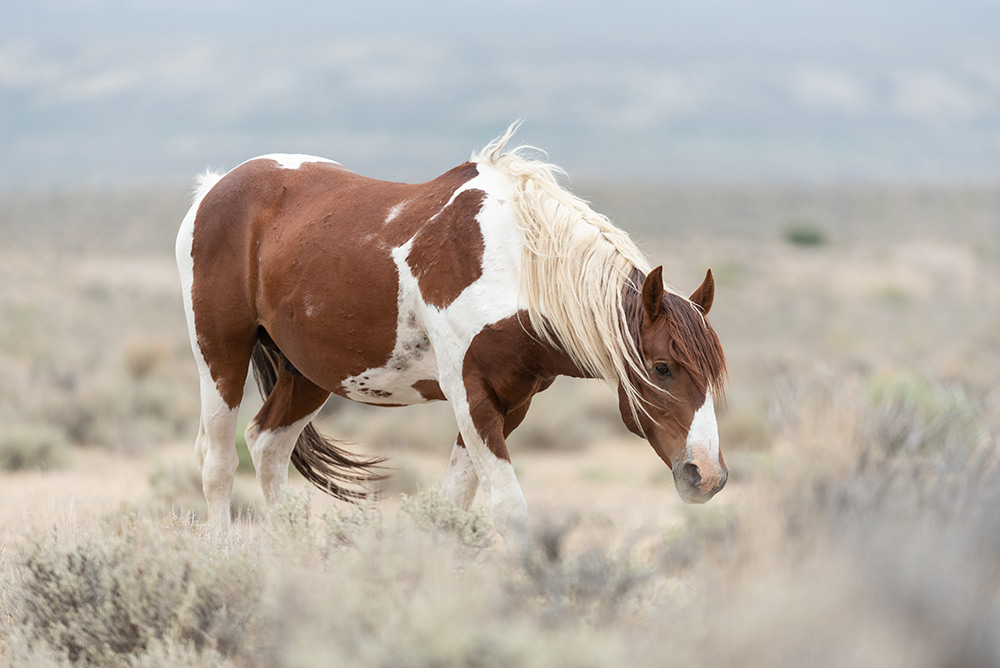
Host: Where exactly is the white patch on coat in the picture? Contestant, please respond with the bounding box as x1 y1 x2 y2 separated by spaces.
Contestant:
685 392 720 462
246 406 325 505
339 244 440 405
303 294 317 318
385 200 409 224
257 154 340 170
339 163 522 406
176 171 227 404
423 164 530 548
333 161 531 546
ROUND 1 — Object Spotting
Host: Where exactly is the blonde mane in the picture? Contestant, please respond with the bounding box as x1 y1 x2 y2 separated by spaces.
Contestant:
472 123 682 417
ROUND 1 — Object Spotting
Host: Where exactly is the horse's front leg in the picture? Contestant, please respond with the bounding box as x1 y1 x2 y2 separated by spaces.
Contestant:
441 400 531 510
442 436 478 509
446 384 529 549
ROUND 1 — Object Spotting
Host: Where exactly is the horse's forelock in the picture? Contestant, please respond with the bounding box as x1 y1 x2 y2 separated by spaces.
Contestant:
661 292 728 401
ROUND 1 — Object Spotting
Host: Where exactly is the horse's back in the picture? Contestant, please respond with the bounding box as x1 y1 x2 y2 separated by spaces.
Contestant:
183 155 502 403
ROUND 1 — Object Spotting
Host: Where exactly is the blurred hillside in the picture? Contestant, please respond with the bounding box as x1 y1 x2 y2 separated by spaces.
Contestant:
3 181 998 254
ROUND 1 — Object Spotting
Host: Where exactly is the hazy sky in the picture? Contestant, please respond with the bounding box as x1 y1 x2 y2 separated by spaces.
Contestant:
2 1 999 187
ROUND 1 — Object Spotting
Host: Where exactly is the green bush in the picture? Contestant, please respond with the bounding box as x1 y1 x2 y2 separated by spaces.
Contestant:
782 221 828 247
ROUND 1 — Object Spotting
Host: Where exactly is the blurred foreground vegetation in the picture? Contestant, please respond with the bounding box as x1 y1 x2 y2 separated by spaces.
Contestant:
1 376 998 666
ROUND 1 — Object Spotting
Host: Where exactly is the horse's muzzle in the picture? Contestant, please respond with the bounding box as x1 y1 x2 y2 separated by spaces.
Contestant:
673 457 728 504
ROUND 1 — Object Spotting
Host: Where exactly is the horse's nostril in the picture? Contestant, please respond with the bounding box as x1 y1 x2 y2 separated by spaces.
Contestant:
680 460 701 488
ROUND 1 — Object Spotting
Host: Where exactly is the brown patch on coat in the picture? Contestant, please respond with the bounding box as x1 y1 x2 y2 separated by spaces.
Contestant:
412 379 447 401
406 189 486 309
190 165 286 408
462 313 581 461
189 159 480 405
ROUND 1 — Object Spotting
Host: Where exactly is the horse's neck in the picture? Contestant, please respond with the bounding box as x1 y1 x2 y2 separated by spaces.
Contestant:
527 318 603 382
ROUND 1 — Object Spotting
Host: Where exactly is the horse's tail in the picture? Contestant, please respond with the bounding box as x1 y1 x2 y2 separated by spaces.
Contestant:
250 342 387 502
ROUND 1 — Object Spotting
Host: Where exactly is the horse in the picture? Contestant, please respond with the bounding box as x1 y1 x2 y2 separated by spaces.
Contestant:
175 124 728 547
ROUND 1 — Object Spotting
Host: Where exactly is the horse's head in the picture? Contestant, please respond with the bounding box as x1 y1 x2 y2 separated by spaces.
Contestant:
618 267 728 504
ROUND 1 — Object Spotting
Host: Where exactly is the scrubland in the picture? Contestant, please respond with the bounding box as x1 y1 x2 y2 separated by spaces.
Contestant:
0 182 998 666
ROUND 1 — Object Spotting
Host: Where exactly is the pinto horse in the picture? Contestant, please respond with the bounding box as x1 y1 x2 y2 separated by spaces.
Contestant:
176 125 727 546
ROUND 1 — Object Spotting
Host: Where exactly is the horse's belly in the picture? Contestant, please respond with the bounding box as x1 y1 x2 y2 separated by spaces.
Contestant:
338 312 442 405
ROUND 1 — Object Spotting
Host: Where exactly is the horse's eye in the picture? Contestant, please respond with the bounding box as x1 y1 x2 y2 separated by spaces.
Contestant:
654 363 672 379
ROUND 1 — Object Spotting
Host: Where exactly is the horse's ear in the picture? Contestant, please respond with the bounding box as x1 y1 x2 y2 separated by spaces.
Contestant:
689 269 715 315
642 266 665 322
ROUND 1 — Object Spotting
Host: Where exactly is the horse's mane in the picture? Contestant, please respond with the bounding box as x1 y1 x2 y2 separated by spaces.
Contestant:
472 123 724 419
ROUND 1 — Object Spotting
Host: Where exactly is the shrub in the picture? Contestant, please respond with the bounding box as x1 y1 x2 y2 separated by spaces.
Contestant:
864 373 985 455
2 514 263 666
258 499 625 668
0 423 72 471
400 487 495 551
5 363 999 668
782 221 827 247
321 499 386 550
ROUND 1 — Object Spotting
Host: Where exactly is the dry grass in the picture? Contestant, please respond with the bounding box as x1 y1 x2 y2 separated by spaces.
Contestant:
1 391 997 667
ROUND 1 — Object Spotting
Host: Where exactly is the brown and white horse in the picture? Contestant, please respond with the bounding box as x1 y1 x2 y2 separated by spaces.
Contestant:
176 125 727 546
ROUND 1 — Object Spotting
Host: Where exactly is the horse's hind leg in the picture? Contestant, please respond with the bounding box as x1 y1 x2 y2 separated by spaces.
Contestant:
179 298 253 529
194 363 245 529
245 364 330 506
177 177 259 530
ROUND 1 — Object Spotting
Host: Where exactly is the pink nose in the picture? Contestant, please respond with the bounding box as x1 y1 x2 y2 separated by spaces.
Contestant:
676 458 728 501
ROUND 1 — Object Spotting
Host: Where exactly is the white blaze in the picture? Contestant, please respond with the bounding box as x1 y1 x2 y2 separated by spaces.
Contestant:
685 392 720 462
